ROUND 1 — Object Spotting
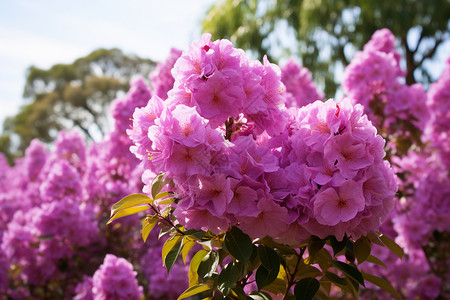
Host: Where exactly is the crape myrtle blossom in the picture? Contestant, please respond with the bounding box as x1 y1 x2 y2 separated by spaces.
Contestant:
91 254 144 300
281 58 324 108
342 29 429 153
0 68 190 298
279 99 397 241
128 33 397 242
150 47 182 99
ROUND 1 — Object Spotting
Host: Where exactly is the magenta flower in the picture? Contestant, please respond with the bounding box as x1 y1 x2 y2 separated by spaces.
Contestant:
193 174 233 216
168 105 208 147
92 254 143 300
324 132 374 179
314 181 365 226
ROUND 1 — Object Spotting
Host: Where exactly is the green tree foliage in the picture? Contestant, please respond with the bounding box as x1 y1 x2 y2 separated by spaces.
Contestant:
1 48 155 160
202 0 450 96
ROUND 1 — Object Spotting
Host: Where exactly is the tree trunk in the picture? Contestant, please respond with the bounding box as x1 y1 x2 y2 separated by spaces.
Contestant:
401 35 417 85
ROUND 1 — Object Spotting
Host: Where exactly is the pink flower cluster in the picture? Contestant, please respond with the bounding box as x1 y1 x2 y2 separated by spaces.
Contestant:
281 58 324 107
279 99 397 241
1 197 100 286
391 150 450 253
0 76 188 298
150 47 182 99
128 34 397 242
74 254 144 300
342 29 429 143
92 254 144 300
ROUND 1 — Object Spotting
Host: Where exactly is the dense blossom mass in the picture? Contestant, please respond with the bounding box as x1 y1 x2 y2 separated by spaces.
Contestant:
342 29 429 155
128 33 397 243
0 28 448 299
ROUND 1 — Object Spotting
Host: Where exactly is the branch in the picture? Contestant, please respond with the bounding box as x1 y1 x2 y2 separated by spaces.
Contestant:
418 35 446 67
412 27 425 54
71 118 95 141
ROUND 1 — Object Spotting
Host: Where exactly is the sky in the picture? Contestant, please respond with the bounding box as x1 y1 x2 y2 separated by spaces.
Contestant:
0 0 216 128
1 1 449 133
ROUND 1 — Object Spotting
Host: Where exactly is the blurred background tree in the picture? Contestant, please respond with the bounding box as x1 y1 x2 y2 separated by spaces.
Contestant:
202 0 450 97
0 48 155 162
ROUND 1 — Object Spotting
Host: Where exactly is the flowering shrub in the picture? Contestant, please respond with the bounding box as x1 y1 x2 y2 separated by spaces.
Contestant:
0 70 189 299
109 32 429 300
0 28 448 299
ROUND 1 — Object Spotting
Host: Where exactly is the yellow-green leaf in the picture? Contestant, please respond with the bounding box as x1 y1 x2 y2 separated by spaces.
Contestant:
162 236 182 267
107 206 150 225
155 191 174 200
189 250 208 286
158 197 177 205
177 284 211 300
362 271 402 300
142 217 158 243
111 194 153 216
365 254 387 269
151 173 169 199
181 237 196 264
376 232 404 260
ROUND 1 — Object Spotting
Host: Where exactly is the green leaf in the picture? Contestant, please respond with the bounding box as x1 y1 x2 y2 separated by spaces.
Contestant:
258 245 280 274
110 193 153 216
344 277 360 299
365 254 387 269
377 232 404 260
294 278 320 300
107 206 150 224
354 236 371 264
151 173 169 199
366 231 384 246
329 235 348 257
313 248 333 271
263 278 287 296
255 264 279 290
361 271 402 300
331 261 365 287
224 226 253 265
198 251 220 280
295 264 322 281
177 284 211 300
325 271 359 297
189 250 208 286
324 271 347 286
142 217 158 243
162 236 182 267
308 236 325 257
229 286 248 299
165 240 183 274
218 262 240 295
184 229 206 240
